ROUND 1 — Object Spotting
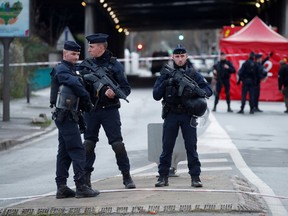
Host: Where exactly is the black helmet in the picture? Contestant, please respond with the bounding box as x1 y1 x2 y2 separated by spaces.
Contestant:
182 97 207 117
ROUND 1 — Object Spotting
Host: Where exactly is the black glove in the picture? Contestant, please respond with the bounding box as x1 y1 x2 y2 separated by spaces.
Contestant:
165 78 177 86
78 114 87 134
83 100 94 112
237 80 241 85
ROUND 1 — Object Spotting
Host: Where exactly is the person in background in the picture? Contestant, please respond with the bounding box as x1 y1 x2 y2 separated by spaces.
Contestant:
237 52 259 114
253 52 272 112
212 52 236 112
278 58 288 113
78 33 136 189
153 44 213 188
50 41 99 199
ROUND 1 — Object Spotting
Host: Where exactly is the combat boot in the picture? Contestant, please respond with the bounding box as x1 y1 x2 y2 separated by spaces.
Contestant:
155 175 169 187
237 109 244 114
75 184 100 198
122 172 136 189
168 167 179 177
227 104 233 112
56 185 76 199
191 176 203 188
85 172 92 188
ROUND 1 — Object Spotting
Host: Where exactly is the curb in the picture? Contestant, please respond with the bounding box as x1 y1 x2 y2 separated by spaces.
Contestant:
0 124 56 151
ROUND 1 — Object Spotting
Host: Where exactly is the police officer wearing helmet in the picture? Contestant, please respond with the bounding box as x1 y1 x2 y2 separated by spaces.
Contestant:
77 33 136 189
50 41 99 199
153 44 213 188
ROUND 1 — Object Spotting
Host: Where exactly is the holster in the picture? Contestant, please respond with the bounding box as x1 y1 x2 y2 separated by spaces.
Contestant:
52 109 68 123
161 101 170 119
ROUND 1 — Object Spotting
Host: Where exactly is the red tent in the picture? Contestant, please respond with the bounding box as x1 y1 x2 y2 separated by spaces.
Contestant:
219 16 288 101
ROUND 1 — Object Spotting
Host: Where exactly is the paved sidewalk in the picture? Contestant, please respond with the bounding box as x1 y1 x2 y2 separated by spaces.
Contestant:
0 88 270 215
0 88 56 151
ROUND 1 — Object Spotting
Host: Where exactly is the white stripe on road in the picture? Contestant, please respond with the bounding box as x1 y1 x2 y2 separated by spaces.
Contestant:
206 113 287 216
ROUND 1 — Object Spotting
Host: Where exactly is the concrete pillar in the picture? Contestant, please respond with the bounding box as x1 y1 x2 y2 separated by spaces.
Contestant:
283 0 288 37
84 0 95 58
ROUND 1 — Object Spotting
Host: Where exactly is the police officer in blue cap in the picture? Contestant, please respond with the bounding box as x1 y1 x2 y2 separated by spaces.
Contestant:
78 33 136 189
50 41 99 198
153 44 213 188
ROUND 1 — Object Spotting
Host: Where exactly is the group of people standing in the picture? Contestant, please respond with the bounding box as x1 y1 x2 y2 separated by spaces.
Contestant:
49 33 287 200
50 34 212 200
50 34 135 199
212 51 276 114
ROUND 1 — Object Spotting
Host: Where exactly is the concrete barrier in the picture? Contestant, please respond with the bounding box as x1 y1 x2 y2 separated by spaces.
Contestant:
147 109 210 171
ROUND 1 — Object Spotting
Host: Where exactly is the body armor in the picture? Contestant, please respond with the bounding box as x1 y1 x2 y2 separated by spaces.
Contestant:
56 85 79 111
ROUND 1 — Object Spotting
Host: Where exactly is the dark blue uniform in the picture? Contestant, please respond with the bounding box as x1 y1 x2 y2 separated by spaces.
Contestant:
212 59 235 111
51 60 91 188
253 55 269 111
78 50 135 188
237 58 259 113
278 61 288 113
153 61 213 180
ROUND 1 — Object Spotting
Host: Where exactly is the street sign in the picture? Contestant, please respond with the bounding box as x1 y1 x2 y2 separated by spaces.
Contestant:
56 26 76 51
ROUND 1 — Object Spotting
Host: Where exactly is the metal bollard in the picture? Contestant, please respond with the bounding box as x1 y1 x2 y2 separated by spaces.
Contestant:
26 79 31 103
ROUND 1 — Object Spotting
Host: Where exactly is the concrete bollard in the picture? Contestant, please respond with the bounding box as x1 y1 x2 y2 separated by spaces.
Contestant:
147 109 210 174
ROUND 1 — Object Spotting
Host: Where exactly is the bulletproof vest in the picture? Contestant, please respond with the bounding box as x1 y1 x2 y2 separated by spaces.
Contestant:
56 85 79 111
49 69 59 108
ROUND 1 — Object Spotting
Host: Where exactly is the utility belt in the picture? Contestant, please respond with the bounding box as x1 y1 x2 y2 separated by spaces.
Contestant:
52 108 80 123
162 103 187 118
169 104 187 113
95 101 120 109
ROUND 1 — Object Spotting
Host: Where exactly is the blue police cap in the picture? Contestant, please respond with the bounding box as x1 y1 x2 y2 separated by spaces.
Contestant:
173 44 187 54
64 41 81 52
86 33 109 44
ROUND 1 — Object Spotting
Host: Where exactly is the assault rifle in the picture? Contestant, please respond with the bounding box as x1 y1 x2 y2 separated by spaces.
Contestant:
80 59 129 103
161 64 208 99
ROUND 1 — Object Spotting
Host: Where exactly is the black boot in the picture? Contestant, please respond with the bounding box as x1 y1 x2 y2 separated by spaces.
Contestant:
168 167 179 177
191 176 203 188
227 104 233 112
122 172 136 189
75 184 100 198
85 172 92 188
155 175 169 187
212 105 216 112
237 109 244 114
56 185 76 199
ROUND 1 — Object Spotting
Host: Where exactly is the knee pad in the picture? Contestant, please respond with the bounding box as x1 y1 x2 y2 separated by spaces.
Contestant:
111 142 126 155
83 140 96 154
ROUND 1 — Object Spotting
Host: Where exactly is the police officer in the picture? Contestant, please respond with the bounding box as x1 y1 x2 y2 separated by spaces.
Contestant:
153 44 213 188
237 52 259 114
50 41 99 198
278 58 288 113
212 52 236 112
253 53 271 112
78 33 136 189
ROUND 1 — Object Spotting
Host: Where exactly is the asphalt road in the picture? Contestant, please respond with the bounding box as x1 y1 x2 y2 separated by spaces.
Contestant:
0 88 287 215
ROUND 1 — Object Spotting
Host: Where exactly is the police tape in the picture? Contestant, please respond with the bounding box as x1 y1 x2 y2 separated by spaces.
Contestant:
0 53 249 67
